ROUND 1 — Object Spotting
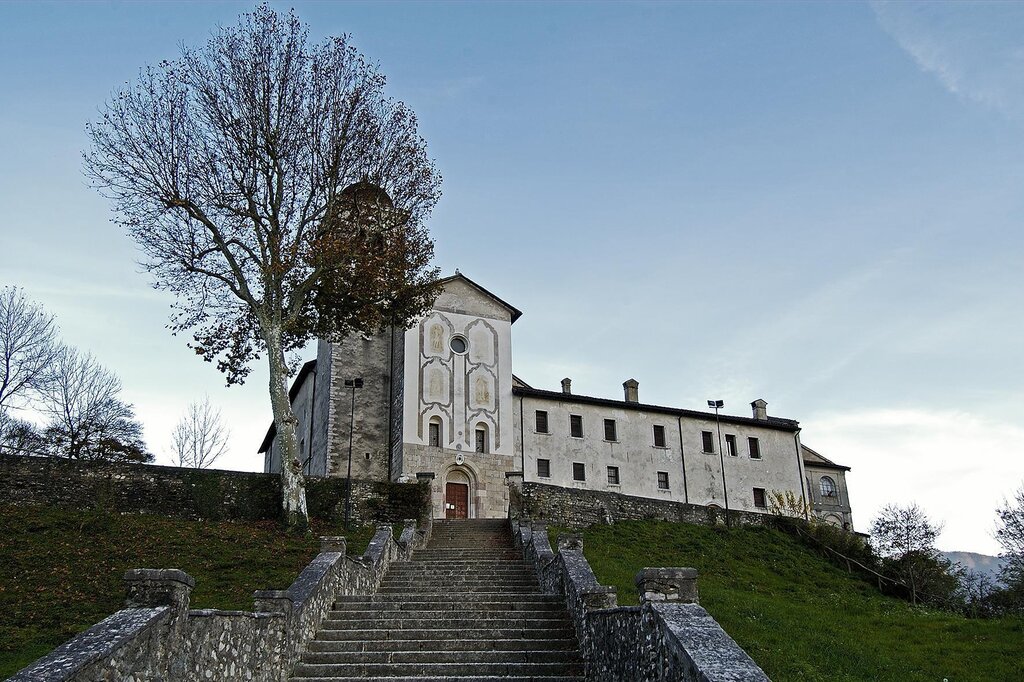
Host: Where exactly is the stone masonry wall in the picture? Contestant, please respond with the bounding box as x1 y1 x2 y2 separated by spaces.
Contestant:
513 480 770 528
0 454 429 524
10 520 433 681
512 521 770 682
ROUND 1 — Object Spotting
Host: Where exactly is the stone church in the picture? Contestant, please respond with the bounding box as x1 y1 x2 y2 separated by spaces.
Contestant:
260 272 855 528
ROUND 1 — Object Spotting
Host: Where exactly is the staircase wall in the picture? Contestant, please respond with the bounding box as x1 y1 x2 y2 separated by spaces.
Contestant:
512 520 771 682
8 520 432 682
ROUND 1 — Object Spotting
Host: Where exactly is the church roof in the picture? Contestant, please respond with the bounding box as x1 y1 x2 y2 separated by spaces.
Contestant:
439 272 523 323
257 359 317 454
512 385 801 432
801 444 851 471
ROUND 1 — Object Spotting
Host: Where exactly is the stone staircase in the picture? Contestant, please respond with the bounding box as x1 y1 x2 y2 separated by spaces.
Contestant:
289 518 585 682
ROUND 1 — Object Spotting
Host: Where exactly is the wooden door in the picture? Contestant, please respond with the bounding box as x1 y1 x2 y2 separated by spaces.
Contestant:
445 482 469 519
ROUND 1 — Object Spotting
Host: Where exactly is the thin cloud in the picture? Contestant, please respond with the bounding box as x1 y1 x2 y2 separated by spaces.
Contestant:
872 1 1024 118
805 406 1024 554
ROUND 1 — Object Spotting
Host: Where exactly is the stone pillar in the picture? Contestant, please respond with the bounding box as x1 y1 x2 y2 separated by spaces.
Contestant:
320 536 347 554
557 534 583 552
123 568 195 611
123 569 195 677
635 567 699 603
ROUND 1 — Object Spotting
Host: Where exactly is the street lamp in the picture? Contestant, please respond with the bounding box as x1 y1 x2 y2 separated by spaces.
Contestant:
707 399 730 525
344 378 364 529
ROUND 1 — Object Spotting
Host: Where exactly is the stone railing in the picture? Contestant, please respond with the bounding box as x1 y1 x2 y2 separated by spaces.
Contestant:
512 520 769 682
9 518 432 682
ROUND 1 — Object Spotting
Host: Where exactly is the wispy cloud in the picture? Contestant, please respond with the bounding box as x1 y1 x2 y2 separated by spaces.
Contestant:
805 405 1024 554
872 1 1024 118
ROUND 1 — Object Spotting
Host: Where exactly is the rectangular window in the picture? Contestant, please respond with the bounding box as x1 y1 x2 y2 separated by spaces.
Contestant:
428 422 441 447
748 437 761 459
725 434 737 457
475 428 486 453
535 410 549 433
653 424 666 447
701 430 715 453
607 466 620 485
753 487 767 508
570 414 584 438
657 471 670 489
572 462 586 481
604 419 617 441
537 458 551 478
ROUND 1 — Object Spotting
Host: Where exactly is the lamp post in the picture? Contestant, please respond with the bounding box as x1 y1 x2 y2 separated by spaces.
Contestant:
707 399 729 525
344 378 364 530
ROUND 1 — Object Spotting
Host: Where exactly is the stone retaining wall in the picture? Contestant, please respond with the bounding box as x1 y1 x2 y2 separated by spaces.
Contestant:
0 454 429 523
512 520 770 682
512 480 770 528
9 519 432 681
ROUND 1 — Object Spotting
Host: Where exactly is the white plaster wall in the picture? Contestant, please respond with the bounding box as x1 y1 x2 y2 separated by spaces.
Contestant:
397 278 517 518
402 312 514 458
518 396 688 504
517 395 807 515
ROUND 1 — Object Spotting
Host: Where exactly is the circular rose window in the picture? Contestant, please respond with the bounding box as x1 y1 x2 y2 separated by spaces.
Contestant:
449 335 468 354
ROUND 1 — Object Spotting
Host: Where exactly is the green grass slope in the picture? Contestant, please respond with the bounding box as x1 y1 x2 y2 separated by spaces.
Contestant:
552 520 1023 682
0 504 376 678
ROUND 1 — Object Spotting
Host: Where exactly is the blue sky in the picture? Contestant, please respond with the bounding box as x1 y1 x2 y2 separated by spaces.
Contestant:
1 1 1022 553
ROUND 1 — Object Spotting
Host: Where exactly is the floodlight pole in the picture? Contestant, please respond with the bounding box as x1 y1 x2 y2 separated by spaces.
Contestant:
344 378 364 530
708 399 730 526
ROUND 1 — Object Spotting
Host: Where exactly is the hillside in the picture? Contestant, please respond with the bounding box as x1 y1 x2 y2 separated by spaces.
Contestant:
552 520 1023 682
943 551 1007 584
0 504 375 678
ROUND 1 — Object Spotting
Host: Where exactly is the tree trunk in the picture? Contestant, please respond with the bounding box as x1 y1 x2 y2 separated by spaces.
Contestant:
265 326 309 530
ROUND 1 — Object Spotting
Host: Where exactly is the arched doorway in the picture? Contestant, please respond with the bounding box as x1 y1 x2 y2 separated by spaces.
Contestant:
445 469 470 519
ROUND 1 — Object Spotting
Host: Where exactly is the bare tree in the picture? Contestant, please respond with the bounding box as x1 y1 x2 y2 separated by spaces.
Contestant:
39 348 151 463
84 5 440 528
0 286 60 414
0 412 46 456
995 485 1024 591
870 503 955 605
172 397 230 469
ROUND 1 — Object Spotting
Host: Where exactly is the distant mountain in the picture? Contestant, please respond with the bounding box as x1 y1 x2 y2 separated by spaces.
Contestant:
942 551 1006 584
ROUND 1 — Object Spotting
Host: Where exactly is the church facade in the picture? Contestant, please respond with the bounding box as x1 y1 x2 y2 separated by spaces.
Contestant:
260 273 855 528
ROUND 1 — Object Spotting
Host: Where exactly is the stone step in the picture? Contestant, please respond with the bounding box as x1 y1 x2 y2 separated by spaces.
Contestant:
330 601 566 614
290 662 584 678
384 570 535 576
306 638 580 654
318 616 573 631
390 563 530 569
374 585 544 589
378 579 539 588
333 594 561 605
300 650 582 665
291 677 583 682
311 626 577 642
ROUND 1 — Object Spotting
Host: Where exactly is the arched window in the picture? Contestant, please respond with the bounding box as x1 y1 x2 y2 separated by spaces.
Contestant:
474 423 489 454
428 416 443 448
820 476 837 498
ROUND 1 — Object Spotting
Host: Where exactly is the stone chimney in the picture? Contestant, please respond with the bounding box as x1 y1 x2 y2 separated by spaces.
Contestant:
561 377 572 394
751 398 768 421
623 379 639 403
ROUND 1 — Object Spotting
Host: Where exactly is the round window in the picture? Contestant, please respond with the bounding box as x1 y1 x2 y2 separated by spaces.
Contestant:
449 335 468 354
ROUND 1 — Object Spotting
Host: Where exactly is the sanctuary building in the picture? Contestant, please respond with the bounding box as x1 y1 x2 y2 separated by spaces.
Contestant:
260 273 855 529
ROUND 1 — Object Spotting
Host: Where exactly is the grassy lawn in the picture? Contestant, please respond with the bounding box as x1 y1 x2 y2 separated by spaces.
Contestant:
0 504 377 678
551 520 1024 682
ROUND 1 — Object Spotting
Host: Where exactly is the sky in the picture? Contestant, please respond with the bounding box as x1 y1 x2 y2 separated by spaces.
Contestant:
1 1 1022 554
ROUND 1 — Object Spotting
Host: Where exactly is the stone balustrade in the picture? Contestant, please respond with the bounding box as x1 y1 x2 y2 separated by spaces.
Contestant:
512 519 770 682
9 517 432 682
